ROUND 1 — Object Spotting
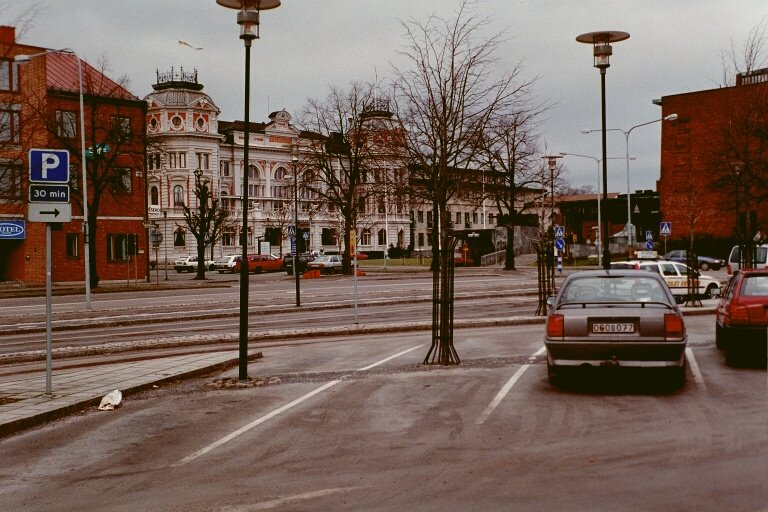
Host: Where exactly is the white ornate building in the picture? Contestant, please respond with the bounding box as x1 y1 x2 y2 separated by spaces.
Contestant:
143 69 413 265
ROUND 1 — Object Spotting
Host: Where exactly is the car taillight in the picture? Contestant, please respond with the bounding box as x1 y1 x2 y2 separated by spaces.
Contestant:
727 304 750 324
664 313 685 339
547 314 564 338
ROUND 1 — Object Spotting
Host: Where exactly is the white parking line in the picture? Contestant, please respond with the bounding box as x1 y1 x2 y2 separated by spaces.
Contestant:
476 346 546 425
174 344 425 467
686 347 707 392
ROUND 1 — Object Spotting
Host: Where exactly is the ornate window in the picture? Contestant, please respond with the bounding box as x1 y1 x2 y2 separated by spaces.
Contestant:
150 186 159 206
173 185 184 206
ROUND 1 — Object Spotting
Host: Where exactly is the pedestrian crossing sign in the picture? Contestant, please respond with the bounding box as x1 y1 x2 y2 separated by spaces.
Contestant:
660 222 672 236
553 225 564 238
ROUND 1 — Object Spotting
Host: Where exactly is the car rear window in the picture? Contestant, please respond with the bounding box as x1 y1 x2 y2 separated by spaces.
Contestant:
562 275 667 303
742 275 768 297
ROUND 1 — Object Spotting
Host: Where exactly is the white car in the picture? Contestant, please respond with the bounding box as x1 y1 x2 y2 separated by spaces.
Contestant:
611 259 721 302
173 255 215 273
306 254 343 274
214 254 240 273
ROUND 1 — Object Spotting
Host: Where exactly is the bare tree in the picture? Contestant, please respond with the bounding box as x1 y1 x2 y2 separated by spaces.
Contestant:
23 55 145 288
391 1 526 364
298 82 386 274
481 102 545 270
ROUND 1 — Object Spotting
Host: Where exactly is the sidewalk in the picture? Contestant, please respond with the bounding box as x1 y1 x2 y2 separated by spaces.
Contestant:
0 351 261 438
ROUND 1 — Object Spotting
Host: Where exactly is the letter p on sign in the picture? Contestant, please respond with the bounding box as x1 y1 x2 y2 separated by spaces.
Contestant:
29 149 70 183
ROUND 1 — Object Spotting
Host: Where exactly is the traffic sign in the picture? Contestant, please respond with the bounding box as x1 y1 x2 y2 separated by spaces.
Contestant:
553 225 565 238
287 225 296 237
554 238 565 251
290 236 297 256
645 240 654 250
303 231 310 240
28 203 72 222
645 230 653 241
660 221 672 236
29 149 69 183
29 184 70 203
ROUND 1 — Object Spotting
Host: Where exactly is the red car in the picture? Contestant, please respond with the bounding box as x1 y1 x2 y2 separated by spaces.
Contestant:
234 254 283 274
715 268 768 365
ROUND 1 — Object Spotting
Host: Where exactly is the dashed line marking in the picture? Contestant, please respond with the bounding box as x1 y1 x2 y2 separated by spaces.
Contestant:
476 346 546 425
174 344 425 467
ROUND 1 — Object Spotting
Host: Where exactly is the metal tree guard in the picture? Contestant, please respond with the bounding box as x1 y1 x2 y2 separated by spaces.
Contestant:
535 234 556 316
424 237 460 365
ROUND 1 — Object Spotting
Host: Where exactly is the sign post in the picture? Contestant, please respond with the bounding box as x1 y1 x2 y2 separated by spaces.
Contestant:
660 222 672 254
28 149 71 394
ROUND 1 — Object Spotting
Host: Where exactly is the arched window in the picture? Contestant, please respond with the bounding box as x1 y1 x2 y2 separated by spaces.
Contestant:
378 228 387 246
361 228 372 246
173 185 184 206
150 186 159 206
274 167 289 180
248 165 259 179
174 227 185 246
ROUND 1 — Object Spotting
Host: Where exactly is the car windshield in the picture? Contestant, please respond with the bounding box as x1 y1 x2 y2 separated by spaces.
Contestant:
561 275 668 303
742 275 768 297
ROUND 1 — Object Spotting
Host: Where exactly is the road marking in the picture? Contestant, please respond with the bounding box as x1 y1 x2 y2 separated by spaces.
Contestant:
174 344 425 467
356 344 425 371
218 486 365 511
685 347 707 392
476 346 546 425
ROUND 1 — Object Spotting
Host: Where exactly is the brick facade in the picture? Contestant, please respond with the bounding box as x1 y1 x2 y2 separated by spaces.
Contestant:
657 74 767 251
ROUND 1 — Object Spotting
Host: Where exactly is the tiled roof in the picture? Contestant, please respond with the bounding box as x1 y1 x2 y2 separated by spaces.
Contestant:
46 52 138 101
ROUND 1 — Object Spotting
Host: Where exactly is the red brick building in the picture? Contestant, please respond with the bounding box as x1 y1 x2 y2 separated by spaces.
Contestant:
656 70 767 253
0 26 147 285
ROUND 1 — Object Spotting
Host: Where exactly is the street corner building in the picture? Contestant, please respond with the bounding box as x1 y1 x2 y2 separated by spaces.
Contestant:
0 26 148 285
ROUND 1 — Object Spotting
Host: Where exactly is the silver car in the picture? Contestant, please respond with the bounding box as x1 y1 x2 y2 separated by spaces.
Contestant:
544 270 687 387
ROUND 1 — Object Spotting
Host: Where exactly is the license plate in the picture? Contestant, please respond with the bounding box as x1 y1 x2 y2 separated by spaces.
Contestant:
592 322 635 333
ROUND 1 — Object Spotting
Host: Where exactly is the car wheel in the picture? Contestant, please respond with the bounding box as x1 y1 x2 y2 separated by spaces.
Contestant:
705 284 718 299
254 267 262 274
209 264 215 271
175 269 182 273
547 365 559 386
699 261 710 271
669 364 686 389
715 322 726 350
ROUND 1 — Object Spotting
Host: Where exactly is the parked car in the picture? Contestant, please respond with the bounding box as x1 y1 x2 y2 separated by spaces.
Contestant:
454 254 474 266
354 252 369 260
306 254 343 274
282 254 315 275
611 259 721 302
726 244 768 275
663 250 725 271
173 255 215 273
715 268 768 365
234 254 283 274
544 269 687 387
214 254 240 273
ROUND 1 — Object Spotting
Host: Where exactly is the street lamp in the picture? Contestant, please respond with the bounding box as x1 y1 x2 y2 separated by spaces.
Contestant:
559 152 634 267
581 113 677 245
576 30 630 270
291 143 301 307
217 0 281 381
541 155 562 232
16 49 91 309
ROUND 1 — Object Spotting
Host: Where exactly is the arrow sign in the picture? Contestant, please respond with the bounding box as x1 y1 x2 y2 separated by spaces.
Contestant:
29 203 72 222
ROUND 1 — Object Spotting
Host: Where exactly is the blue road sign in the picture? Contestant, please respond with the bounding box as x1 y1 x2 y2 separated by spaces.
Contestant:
0 220 25 240
287 225 296 237
29 149 70 183
29 184 69 203
660 221 672 236
646 240 654 250
645 230 653 241
290 236 297 256
554 238 565 251
553 225 565 238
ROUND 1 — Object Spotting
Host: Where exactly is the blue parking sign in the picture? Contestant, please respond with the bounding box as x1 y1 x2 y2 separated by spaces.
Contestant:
29 149 70 183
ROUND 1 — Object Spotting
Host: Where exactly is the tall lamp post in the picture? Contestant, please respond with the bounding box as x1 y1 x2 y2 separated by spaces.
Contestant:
291 143 301 307
581 113 677 246
16 49 91 309
217 0 281 380
576 30 629 270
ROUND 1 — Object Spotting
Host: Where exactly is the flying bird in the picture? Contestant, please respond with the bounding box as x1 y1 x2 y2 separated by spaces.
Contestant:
178 40 203 51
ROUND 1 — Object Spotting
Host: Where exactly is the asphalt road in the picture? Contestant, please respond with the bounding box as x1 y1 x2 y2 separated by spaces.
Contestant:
1 316 765 512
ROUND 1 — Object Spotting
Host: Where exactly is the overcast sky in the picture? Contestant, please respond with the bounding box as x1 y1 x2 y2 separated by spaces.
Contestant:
4 0 766 193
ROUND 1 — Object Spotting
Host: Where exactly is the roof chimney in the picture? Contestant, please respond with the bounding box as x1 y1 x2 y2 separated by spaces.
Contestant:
0 26 16 45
